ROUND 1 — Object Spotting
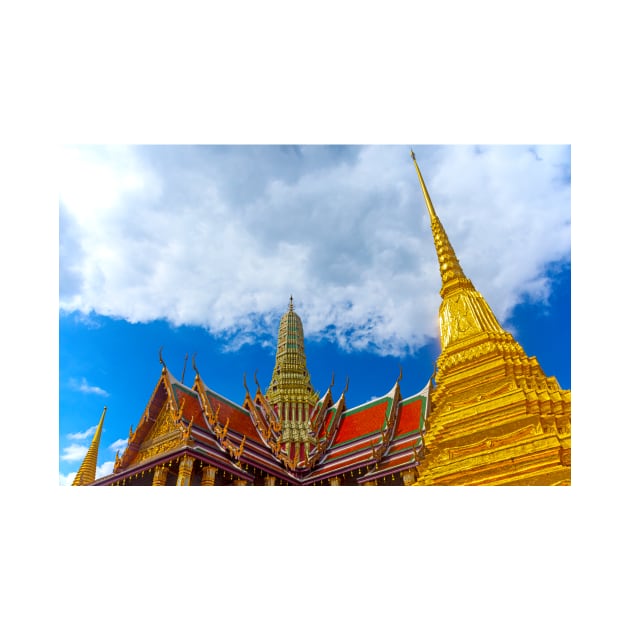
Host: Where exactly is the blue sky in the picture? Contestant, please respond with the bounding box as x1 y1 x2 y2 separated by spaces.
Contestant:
58 144 571 485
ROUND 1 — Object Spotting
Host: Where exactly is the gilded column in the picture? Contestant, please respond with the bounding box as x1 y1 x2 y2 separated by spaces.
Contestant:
176 455 195 486
402 469 417 486
152 465 168 486
201 465 218 486
233 478 248 486
264 475 276 486
329 476 341 486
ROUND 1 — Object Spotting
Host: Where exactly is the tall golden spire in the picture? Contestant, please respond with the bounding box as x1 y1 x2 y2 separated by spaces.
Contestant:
411 149 504 349
72 406 107 486
266 298 319 445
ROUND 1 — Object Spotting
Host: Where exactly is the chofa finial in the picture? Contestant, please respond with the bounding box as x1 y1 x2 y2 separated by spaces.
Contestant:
254 369 261 392
243 372 250 396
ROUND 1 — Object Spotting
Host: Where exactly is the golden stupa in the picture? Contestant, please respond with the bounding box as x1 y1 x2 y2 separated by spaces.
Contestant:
410 150 570 485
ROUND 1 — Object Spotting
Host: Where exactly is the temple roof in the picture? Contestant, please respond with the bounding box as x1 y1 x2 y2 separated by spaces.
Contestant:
93 357 429 485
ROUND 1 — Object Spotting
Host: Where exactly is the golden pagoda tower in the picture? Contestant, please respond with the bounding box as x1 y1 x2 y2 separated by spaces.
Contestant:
266 297 319 456
72 406 107 486
410 151 571 485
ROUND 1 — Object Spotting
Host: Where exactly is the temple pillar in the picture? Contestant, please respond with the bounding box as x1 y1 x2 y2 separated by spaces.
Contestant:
176 455 195 486
152 465 168 486
264 475 276 486
201 465 218 486
233 478 248 486
329 476 341 486
403 469 417 486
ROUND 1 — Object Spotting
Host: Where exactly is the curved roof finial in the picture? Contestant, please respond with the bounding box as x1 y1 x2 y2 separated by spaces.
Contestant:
397 365 403 384
254 369 261 393
159 346 167 370
191 353 200 378
329 371 335 391
343 376 350 395
181 353 188 383
243 372 251 397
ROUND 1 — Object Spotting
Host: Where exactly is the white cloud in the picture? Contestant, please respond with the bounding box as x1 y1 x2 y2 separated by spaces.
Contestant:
96 461 114 478
61 444 88 462
67 425 96 440
59 461 114 486
59 145 570 356
59 471 76 486
68 377 109 397
108 438 128 453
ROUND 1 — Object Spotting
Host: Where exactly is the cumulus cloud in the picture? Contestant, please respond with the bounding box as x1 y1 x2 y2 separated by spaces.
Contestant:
96 461 114 478
59 461 114 486
61 444 88 462
59 471 76 486
59 145 570 356
68 377 109 397
108 438 128 453
67 425 97 440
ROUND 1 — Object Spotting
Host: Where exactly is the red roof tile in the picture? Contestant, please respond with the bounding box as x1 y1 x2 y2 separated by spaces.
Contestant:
396 396 425 437
333 399 390 445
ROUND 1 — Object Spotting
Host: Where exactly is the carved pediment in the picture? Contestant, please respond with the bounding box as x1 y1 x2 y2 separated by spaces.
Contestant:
135 405 183 464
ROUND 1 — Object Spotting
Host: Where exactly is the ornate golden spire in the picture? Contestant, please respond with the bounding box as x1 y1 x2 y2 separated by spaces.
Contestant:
72 406 107 486
266 299 319 448
410 149 504 349
266 299 318 407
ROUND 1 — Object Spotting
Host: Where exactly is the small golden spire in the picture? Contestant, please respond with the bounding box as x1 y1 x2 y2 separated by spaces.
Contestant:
289 295 294 311
72 406 107 486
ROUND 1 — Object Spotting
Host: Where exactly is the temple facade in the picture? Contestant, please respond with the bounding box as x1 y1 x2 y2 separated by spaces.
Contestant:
73 153 571 486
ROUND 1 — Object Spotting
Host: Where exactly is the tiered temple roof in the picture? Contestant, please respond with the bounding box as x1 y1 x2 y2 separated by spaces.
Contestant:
90 339 430 486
